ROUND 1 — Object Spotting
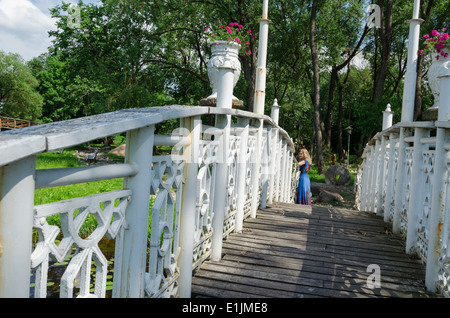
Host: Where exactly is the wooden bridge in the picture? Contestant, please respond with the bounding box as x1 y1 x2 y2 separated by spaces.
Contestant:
0 116 40 130
192 202 437 298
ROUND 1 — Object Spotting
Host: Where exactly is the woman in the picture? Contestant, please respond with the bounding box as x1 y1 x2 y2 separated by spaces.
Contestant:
297 148 312 205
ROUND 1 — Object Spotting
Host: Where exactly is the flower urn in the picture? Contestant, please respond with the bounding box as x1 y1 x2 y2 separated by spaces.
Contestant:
428 49 450 106
201 41 243 107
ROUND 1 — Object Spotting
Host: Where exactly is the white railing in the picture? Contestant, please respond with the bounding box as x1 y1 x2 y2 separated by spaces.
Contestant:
356 70 450 296
0 101 297 298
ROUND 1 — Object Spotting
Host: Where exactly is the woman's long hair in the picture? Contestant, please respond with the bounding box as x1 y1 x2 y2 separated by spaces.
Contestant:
299 148 312 164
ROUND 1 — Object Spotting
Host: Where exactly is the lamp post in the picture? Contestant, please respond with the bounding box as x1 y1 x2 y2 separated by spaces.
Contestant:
346 126 352 169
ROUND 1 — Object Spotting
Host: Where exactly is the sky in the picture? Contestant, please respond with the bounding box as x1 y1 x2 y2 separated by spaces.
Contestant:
0 0 98 61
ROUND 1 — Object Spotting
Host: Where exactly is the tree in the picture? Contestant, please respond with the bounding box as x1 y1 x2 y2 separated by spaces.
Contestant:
309 0 325 174
0 51 43 120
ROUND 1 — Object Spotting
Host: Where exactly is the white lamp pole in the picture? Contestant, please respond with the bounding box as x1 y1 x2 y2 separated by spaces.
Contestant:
401 0 423 123
251 0 271 217
253 0 270 115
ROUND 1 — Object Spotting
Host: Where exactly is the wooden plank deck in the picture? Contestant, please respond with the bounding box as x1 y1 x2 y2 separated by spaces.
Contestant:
191 202 439 298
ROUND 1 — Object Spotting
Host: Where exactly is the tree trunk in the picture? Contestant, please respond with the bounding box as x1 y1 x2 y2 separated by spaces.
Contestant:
309 0 324 174
324 27 368 148
372 0 393 103
414 54 425 120
324 67 338 148
242 53 256 112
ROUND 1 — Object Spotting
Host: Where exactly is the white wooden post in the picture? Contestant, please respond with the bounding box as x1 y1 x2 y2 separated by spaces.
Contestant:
235 117 249 233
279 141 287 202
406 127 429 254
266 126 274 205
376 136 387 216
270 99 280 125
383 104 393 130
287 150 294 202
178 116 201 297
253 0 270 115
284 149 291 202
268 100 280 204
370 139 380 212
274 135 282 202
384 132 398 222
211 60 234 261
426 72 450 291
360 151 370 211
259 127 271 208
393 127 408 234
250 0 270 216
114 125 154 298
250 118 263 217
0 156 36 297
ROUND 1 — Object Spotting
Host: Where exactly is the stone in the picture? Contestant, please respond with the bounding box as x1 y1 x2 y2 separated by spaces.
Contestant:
311 182 341 196
324 165 351 186
318 189 344 203
310 182 324 195
109 144 126 157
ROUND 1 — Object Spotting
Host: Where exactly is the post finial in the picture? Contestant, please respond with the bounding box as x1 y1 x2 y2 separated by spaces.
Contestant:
385 103 392 112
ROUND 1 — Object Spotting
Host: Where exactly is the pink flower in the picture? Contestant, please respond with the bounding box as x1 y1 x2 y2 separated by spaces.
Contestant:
431 30 439 37
419 49 424 55
424 34 429 38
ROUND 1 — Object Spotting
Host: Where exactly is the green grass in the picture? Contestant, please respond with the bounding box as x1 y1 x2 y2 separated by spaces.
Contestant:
34 148 124 239
34 146 164 240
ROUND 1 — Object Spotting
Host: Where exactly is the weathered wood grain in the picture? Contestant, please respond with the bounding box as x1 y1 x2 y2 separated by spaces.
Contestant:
191 202 438 298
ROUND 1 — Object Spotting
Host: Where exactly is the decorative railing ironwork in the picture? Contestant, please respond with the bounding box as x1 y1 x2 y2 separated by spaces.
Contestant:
0 103 297 298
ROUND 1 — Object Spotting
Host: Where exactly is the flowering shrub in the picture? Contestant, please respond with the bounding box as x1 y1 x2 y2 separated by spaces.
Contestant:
419 28 449 60
204 20 255 55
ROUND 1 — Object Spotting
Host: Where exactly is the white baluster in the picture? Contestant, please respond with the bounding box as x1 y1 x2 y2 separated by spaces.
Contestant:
113 125 154 297
211 59 234 262
426 71 450 292
0 155 36 297
235 118 249 233
406 128 429 254
178 116 201 298
393 127 409 234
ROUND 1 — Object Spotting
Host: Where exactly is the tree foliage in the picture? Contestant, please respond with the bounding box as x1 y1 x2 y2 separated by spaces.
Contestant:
0 51 43 120
2 0 449 171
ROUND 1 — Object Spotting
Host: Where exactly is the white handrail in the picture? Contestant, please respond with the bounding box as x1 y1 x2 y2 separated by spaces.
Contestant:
0 103 298 298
